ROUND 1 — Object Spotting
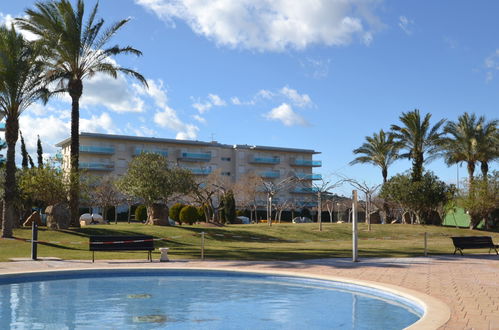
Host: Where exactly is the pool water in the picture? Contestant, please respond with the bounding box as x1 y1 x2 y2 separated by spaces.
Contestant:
0 269 422 329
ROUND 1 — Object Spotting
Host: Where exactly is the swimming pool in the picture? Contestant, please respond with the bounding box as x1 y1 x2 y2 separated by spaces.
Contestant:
0 269 423 329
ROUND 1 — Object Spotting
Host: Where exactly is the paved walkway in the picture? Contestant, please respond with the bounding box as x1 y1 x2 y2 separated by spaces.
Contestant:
0 255 497 329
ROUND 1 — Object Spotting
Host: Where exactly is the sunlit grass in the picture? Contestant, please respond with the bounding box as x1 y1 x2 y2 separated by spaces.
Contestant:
1 223 497 262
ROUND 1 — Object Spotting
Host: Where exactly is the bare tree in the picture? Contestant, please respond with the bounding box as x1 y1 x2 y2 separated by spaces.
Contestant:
260 176 296 226
191 169 232 223
294 177 343 231
344 178 381 231
233 172 262 222
92 176 122 223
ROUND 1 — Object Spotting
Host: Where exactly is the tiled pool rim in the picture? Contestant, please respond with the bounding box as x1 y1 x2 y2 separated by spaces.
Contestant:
0 265 450 329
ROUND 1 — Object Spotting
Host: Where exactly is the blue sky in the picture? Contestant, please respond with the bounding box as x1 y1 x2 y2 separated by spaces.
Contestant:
1 0 498 195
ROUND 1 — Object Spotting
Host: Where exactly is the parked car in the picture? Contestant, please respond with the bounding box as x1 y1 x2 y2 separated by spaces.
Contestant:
292 217 312 223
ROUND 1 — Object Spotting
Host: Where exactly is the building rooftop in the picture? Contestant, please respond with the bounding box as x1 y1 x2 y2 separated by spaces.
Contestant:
56 132 320 154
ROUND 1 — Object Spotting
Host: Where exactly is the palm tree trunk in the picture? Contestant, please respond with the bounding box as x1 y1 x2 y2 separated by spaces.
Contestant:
411 152 424 182
382 167 388 183
68 79 83 227
467 161 475 186
2 117 19 238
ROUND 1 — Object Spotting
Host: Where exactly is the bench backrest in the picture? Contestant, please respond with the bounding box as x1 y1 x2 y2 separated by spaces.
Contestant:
89 235 154 251
451 236 493 249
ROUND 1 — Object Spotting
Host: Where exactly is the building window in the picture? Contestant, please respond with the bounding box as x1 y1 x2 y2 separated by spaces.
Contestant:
221 157 231 161
221 172 231 176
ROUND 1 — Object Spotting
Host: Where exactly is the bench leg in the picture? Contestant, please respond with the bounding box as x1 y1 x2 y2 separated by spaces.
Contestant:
92 251 95 263
149 250 152 262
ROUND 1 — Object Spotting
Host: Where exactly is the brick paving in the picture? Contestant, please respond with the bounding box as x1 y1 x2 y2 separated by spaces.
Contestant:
0 255 497 329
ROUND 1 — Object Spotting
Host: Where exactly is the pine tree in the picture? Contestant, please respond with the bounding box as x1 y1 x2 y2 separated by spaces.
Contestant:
37 135 43 168
20 131 28 169
28 154 35 168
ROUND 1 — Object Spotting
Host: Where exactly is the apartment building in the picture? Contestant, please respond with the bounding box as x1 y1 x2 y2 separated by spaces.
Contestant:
56 132 322 206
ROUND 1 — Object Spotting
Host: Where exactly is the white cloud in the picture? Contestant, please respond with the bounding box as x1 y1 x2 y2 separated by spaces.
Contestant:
256 89 275 99
232 86 313 108
18 114 70 158
398 16 414 35
484 50 499 82
208 94 226 106
144 80 199 139
80 113 122 134
231 97 242 105
192 114 206 123
300 57 331 79
279 86 312 107
136 0 381 51
192 101 212 114
264 103 309 127
126 123 157 137
192 93 226 113
79 73 145 113
0 13 38 41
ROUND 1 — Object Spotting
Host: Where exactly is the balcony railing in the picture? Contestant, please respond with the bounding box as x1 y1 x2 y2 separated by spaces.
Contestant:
250 156 280 164
291 159 322 167
79 145 115 154
291 187 319 194
79 162 114 171
178 151 211 162
134 148 168 157
295 173 322 180
259 171 280 179
184 167 212 175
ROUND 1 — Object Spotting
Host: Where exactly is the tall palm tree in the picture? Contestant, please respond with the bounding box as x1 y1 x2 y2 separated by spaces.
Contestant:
349 129 399 183
441 113 483 185
0 26 48 238
17 0 148 226
391 109 445 182
476 117 498 178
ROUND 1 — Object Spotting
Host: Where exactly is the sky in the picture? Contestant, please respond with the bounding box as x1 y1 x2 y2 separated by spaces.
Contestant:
1 0 498 196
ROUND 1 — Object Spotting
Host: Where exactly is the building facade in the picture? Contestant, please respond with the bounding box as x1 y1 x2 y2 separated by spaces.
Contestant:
56 132 322 206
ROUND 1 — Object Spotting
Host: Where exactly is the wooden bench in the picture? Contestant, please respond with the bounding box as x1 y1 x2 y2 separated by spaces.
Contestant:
89 235 154 262
451 236 498 256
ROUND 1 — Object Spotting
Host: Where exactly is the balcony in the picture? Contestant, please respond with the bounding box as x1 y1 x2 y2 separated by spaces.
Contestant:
291 187 319 194
178 151 211 162
250 156 280 165
295 173 322 180
259 170 280 179
184 167 212 175
79 145 115 155
79 162 114 171
291 159 322 167
134 148 168 157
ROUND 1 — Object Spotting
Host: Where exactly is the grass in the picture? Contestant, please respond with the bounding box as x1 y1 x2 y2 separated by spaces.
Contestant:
1 222 498 262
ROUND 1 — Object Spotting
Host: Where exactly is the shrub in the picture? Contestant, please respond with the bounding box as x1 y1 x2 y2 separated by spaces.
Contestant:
135 205 147 222
169 203 185 222
180 205 198 225
196 206 205 222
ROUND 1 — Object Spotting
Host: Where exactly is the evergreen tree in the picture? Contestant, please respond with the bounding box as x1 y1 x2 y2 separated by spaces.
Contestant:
28 155 35 168
37 135 43 168
223 190 236 223
20 131 28 169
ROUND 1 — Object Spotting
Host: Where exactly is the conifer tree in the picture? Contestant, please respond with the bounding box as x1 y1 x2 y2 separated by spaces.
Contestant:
20 131 28 169
37 135 43 168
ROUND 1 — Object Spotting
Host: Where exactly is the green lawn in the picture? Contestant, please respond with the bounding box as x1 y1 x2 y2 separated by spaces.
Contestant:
1 223 498 262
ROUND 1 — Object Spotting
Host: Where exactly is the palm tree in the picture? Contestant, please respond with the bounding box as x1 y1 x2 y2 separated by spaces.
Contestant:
17 0 147 226
349 129 399 183
476 118 498 178
391 109 445 182
441 113 483 185
0 26 48 238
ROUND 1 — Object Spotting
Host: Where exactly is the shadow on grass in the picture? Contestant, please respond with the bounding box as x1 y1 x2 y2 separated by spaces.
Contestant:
174 227 294 243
